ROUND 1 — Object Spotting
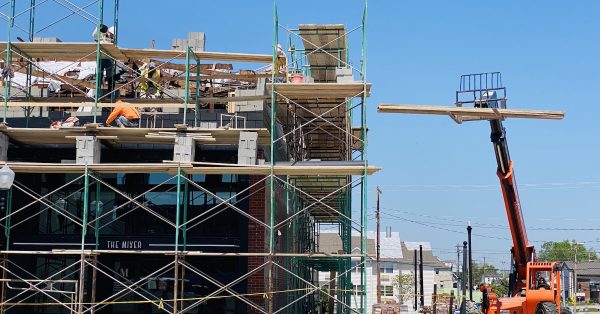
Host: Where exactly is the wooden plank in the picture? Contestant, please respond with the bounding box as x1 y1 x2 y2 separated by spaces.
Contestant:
0 42 271 63
377 104 565 121
1 127 270 145
268 83 370 99
5 162 381 176
5 95 269 108
120 48 272 63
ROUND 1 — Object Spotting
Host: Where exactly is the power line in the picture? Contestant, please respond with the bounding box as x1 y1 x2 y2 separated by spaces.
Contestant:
376 207 600 231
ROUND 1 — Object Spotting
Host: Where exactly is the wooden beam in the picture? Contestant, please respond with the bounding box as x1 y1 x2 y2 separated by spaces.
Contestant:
0 42 272 63
268 83 370 99
5 95 269 108
377 104 565 121
5 162 381 176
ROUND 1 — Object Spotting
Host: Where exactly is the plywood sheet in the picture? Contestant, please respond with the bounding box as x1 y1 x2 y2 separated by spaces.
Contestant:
377 104 564 122
0 42 271 63
268 83 370 99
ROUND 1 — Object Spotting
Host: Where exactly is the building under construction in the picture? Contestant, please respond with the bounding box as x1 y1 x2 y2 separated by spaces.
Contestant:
0 1 375 313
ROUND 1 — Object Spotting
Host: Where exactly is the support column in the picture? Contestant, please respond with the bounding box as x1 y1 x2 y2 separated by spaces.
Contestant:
0 133 8 161
76 136 101 164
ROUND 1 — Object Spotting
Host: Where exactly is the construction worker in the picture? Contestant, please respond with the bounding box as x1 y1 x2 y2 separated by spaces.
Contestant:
106 100 140 127
93 24 116 92
275 44 288 82
139 62 162 98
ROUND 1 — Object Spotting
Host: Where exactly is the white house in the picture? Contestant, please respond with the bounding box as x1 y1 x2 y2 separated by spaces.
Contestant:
318 230 446 313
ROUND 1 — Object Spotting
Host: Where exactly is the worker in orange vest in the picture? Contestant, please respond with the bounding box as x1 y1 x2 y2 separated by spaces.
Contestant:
106 100 140 127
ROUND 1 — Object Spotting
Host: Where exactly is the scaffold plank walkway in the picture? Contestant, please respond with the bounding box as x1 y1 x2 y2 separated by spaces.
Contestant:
268 83 371 99
0 42 273 63
5 162 380 176
0 126 271 145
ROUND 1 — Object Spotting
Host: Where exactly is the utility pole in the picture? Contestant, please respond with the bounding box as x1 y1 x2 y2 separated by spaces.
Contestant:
376 186 382 304
456 244 461 298
414 249 418 311
419 245 425 309
482 257 486 284
460 241 468 314
574 244 580 314
467 223 473 301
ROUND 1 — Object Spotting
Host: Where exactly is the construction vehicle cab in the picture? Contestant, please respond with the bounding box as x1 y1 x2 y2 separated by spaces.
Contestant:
456 73 562 314
485 262 561 314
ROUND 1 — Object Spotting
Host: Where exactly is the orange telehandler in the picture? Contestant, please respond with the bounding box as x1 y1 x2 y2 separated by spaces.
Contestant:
456 73 564 314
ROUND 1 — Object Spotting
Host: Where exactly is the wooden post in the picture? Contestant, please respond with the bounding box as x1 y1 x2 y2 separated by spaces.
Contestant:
420 245 425 309
329 271 336 312
376 186 382 304
433 284 437 314
414 250 418 311
449 290 454 314
90 255 98 314
0 254 6 314
180 255 186 311
173 254 179 314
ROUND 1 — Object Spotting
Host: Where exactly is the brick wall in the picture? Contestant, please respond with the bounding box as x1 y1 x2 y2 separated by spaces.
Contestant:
247 174 267 313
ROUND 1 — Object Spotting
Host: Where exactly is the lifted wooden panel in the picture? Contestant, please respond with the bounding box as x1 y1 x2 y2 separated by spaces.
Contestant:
377 104 564 122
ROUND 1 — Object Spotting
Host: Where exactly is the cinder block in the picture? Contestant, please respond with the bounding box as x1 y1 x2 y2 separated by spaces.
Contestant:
336 67 354 83
238 132 258 165
173 135 195 163
76 136 101 164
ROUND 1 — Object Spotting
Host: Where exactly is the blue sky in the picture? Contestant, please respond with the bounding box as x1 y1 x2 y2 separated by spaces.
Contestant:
4 0 600 268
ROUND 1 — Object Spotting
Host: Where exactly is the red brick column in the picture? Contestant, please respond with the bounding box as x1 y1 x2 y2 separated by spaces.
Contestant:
247 175 266 313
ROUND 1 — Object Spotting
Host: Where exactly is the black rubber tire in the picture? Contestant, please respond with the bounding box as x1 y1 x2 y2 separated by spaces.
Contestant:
536 302 558 314
560 307 572 314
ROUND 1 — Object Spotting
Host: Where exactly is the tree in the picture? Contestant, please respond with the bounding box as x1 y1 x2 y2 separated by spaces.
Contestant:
392 272 414 304
471 262 499 285
538 240 598 262
490 277 509 297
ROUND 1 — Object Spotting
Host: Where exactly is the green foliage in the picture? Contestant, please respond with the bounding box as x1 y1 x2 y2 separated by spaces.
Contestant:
538 240 598 262
392 272 414 304
490 277 509 297
471 262 499 285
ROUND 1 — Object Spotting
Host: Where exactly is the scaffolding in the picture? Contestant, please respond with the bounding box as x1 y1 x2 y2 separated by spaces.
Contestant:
0 1 373 313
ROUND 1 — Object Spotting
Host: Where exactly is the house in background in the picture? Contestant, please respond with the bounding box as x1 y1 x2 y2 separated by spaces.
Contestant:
318 229 446 313
564 261 600 303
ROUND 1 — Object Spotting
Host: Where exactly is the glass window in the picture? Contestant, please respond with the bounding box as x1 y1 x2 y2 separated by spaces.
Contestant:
192 174 206 183
379 285 393 296
351 261 364 273
216 191 237 204
352 284 364 296
221 174 237 183
380 262 394 274
148 173 175 184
